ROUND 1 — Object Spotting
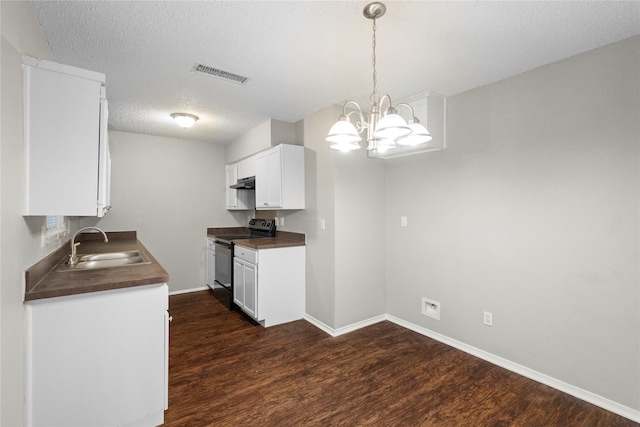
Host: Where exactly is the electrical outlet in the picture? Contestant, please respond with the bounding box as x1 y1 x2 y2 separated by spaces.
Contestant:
320 219 326 230
421 297 441 320
483 311 493 327
401 216 408 227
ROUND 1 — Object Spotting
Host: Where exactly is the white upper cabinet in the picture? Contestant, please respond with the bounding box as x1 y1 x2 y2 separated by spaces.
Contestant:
22 56 110 216
368 91 447 159
255 144 304 210
237 155 256 180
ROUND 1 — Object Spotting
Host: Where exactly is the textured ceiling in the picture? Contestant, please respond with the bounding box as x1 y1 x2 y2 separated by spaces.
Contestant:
31 1 640 145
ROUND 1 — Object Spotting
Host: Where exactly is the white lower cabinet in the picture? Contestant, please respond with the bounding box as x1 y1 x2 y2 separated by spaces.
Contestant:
233 245 305 327
25 283 169 427
233 251 258 318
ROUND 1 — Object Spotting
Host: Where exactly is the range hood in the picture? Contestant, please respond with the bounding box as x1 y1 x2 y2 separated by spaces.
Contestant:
230 176 255 189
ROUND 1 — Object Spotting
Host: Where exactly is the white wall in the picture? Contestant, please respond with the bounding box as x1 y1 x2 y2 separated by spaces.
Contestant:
385 36 639 411
97 131 239 293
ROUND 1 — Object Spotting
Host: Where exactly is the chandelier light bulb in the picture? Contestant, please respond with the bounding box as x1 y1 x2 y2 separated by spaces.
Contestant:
325 115 362 145
372 113 411 140
330 141 362 152
396 122 433 146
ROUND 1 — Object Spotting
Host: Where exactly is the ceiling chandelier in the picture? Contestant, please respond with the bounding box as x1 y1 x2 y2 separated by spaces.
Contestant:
326 2 432 153
171 112 199 128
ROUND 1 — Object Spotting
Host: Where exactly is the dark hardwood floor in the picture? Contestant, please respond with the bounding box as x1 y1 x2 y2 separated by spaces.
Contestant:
165 290 637 427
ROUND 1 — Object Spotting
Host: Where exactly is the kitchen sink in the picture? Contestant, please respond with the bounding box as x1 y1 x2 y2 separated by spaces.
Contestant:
77 250 145 262
56 250 151 272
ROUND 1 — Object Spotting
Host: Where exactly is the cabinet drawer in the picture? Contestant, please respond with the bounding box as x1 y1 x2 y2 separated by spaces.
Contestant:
234 246 257 264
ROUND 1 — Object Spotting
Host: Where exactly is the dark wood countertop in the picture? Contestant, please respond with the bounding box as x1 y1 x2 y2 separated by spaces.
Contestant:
207 228 305 250
207 227 250 237
25 231 169 302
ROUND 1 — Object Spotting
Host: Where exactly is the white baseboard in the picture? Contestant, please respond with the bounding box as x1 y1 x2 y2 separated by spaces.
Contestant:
168 286 209 296
303 311 640 423
303 313 386 337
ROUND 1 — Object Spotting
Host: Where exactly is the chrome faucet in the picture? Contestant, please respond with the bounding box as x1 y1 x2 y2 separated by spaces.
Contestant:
69 227 109 265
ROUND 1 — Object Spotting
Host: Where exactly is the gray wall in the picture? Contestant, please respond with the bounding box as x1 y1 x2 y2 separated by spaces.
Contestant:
283 105 387 330
286 106 339 327
334 145 386 328
385 36 639 410
97 131 240 293
225 118 299 164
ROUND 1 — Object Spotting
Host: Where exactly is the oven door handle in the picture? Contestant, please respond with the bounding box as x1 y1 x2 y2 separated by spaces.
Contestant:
214 240 232 249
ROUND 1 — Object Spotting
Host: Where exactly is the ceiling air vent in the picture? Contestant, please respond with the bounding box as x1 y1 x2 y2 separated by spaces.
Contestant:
191 62 248 85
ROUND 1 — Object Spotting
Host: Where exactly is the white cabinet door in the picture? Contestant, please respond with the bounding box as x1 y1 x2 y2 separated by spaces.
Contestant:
256 147 282 209
23 56 108 216
233 258 244 307
233 257 258 320
226 164 238 209
255 144 304 210
26 284 168 427
243 261 257 319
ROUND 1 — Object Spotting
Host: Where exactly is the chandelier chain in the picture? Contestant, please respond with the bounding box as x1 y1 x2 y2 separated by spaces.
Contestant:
371 17 378 100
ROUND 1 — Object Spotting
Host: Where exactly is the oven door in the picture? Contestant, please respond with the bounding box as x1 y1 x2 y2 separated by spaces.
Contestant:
214 241 232 288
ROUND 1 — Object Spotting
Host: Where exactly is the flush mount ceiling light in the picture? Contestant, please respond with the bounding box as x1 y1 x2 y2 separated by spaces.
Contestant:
171 113 199 128
326 2 433 153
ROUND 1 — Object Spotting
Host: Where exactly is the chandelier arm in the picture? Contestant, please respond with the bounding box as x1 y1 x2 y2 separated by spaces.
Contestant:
342 100 363 115
379 94 395 113
342 100 367 131
396 103 415 118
